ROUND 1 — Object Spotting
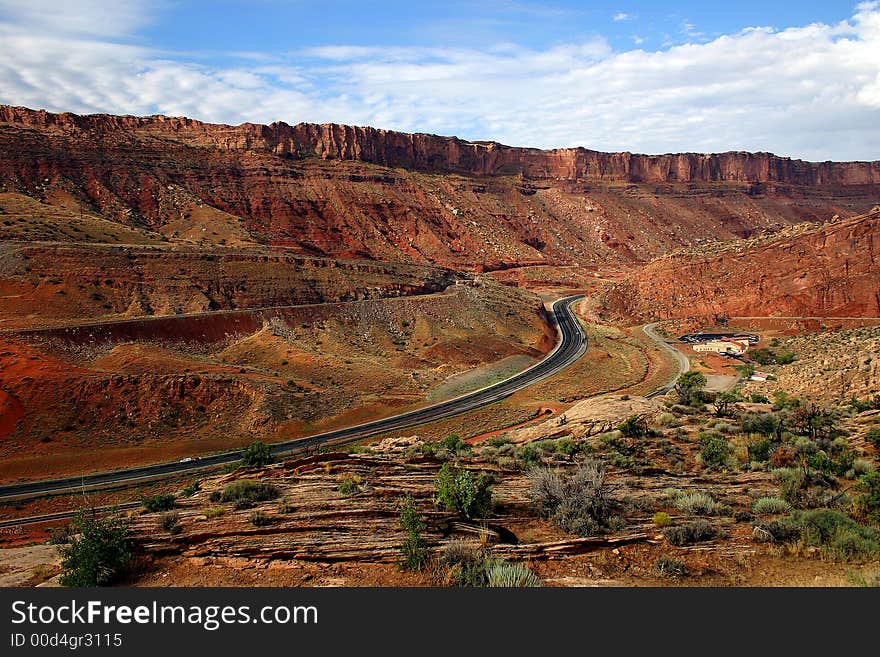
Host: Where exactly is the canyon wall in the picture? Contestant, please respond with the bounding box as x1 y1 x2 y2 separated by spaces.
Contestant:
1 105 878 270
601 208 880 321
2 105 879 184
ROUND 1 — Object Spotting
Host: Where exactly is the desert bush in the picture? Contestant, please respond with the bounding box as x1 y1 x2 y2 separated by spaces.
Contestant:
398 495 429 572
747 439 772 463
219 480 280 509
441 433 471 453
850 460 875 477
655 556 689 578
141 493 175 513
159 511 181 534
656 412 675 427
436 541 490 586
752 497 792 515
853 471 880 525
662 487 684 502
674 492 723 516
515 443 542 468
755 509 879 561
769 444 798 468
773 467 838 509
741 412 785 438
435 464 493 519
485 562 542 587
59 512 132 587
203 506 226 519
528 460 615 536
663 519 718 546
250 511 272 527
699 437 734 470
750 394 770 404
337 473 363 496
867 427 880 449
618 414 648 438
653 511 672 528
675 371 707 406
240 441 274 468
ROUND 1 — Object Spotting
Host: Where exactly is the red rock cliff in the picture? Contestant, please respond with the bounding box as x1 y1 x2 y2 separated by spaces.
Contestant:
601 208 880 320
2 105 878 184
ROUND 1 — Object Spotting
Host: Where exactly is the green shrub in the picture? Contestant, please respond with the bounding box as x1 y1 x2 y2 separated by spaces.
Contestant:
663 519 718 546
486 562 541 587
159 511 181 534
754 509 879 560
750 394 770 404
753 497 792 515
867 427 880 449
656 412 675 427
854 471 880 525
337 473 363 496
250 511 272 527
399 495 429 572
699 437 734 470
437 541 490 586
674 492 723 516
741 412 784 438
618 414 647 438
652 511 672 527
59 512 132 587
528 460 614 536
773 467 838 509
219 480 280 508
435 464 493 519
241 441 274 468
203 506 226 519
655 556 689 578
747 439 772 463
441 433 471 453
141 493 175 513
515 443 541 467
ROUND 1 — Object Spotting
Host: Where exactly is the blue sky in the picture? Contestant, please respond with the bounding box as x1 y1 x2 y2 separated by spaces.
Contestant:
0 1 878 160
140 1 856 54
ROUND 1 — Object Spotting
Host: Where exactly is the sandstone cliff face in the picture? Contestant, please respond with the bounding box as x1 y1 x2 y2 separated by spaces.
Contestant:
3 105 879 184
602 208 880 321
1 105 878 269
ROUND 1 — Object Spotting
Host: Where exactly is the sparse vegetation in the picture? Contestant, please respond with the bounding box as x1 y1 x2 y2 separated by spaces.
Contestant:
663 519 718 546
217 480 280 509
160 511 181 534
528 460 616 536
655 556 689 578
673 492 724 516
241 441 274 468
337 473 363 496
486 562 541 587
752 497 792 515
250 511 272 527
141 493 175 513
59 511 132 587
754 509 879 561
435 463 493 519
398 495 429 572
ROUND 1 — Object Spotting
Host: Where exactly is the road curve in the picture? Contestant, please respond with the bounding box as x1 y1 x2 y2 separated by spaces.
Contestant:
0 295 588 503
643 322 690 399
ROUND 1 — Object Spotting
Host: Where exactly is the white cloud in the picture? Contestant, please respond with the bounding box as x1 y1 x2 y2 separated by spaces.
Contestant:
0 2 878 161
613 12 635 22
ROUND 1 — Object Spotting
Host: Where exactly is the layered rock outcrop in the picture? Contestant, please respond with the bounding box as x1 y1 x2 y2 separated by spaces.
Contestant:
3 105 879 184
602 208 880 320
1 105 878 269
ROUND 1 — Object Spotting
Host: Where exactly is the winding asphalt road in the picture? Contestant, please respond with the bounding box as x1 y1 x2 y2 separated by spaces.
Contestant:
0 295 587 506
642 322 690 398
